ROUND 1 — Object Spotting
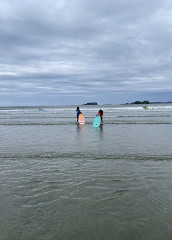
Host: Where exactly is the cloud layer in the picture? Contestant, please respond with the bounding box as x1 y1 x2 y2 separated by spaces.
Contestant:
0 0 172 105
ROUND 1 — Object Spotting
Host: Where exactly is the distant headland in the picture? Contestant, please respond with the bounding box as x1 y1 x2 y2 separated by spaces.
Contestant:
126 100 172 104
83 102 98 105
129 100 150 104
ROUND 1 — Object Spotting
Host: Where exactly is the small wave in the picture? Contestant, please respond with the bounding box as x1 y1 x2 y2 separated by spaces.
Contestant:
1 152 171 161
0 122 77 126
0 121 172 126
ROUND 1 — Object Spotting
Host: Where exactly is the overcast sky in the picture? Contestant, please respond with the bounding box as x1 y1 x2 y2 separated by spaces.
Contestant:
0 0 172 106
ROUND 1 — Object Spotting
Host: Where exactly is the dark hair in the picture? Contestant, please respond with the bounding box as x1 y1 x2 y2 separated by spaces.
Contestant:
76 106 79 111
99 109 103 114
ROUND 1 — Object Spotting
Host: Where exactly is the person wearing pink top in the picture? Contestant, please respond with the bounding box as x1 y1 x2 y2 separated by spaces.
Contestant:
96 109 103 124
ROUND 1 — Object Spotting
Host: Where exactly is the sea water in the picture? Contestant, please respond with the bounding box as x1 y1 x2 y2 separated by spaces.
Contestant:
0 104 172 240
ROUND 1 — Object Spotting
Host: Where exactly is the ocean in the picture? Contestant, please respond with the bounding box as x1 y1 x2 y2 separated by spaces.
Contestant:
0 104 172 240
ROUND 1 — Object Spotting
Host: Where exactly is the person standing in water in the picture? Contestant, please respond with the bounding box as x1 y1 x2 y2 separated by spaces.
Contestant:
76 106 81 122
96 109 104 124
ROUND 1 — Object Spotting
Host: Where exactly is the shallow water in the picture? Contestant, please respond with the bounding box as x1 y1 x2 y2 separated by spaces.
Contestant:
0 104 172 240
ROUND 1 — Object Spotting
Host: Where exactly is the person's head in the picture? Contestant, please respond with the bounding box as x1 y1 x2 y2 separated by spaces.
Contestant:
99 109 103 115
76 106 80 111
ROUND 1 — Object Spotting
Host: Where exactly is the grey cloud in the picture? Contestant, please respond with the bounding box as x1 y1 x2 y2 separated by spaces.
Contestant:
0 0 172 105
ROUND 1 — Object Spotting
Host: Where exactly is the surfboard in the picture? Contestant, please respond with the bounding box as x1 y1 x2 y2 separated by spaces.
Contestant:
143 107 148 110
78 113 85 125
93 115 101 127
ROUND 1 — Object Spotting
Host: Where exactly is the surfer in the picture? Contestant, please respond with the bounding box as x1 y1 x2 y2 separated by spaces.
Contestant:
96 109 103 124
76 106 81 122
143 106 148 110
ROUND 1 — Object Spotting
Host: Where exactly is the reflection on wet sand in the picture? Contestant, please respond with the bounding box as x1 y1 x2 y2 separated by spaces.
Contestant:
94 124 103 139
76 123 85 136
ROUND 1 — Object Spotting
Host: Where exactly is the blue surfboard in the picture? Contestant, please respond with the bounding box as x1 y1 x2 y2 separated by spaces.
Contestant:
93 115 101 127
